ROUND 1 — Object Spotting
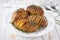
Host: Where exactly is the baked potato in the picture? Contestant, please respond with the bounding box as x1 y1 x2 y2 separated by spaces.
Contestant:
27 5 44 16
11 5 48 32
14 19 39 32
40 16 48 27
11 8 28 24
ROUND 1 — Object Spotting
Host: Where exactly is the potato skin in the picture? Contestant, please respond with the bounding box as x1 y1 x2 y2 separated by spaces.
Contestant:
13 16 48 32
27 15 43 26
11 8 28 24
27 15 48 27
14 19 39 32
11 5 48 32
41 16 48 27
27 5 44 16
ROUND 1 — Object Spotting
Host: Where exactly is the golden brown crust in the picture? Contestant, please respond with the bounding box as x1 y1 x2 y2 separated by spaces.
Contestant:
40 16 48 27
14 19 39 32
27 15 43 26
27 5 44 16
16 8 28 18
11 8 28 24
11 5 48 32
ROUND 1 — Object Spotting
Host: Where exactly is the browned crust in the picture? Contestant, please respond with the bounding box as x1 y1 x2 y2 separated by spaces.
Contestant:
11 5 48 32
27 5 44 16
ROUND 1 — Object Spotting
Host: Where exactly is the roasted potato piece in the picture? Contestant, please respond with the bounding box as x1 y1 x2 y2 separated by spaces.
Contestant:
27 15 43 26
17 8 28 18
27 5 44 16
14 19 28 30
41 16 48 27
14 19 39 32
11 8 28 24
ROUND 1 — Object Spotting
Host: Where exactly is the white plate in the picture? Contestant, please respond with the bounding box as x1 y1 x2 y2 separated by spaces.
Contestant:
4 9 55 37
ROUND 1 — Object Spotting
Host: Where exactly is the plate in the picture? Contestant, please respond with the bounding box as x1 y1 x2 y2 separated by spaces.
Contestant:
4 9 55 37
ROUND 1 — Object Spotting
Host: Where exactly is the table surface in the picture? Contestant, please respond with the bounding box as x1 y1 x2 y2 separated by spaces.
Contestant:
0 0 60 40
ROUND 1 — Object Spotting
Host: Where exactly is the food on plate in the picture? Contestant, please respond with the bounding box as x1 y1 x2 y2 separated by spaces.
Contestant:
14 19 39 32
11 8 28 24
11 5 48 32
27 15 47 27
27 15 43 26
27 5 44 16
40 16 48 27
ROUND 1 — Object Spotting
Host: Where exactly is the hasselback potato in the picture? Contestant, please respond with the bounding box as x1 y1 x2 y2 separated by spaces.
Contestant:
27 5 44 16
11 5 48 32
14 19 39 32
11 8 28 24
